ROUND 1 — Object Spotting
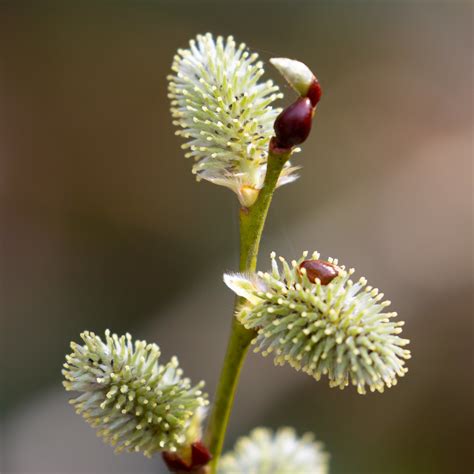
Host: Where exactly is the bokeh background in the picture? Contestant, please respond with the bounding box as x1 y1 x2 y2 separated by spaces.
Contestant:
0 1 472 473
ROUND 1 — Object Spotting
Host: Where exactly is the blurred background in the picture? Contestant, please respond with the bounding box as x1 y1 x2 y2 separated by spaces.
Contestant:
0 1 472 473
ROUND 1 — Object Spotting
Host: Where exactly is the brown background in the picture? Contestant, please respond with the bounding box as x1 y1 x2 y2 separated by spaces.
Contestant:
0 2 472 473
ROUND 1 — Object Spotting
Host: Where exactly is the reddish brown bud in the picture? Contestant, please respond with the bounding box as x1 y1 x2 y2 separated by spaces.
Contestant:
191 441 212 467
299 259 339 285
274 97 313 149
162 452 191 473
306 79 322 107
162 441 212 473
269 136 291 155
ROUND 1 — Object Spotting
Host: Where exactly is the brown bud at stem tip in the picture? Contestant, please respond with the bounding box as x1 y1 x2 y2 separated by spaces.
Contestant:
307 79 322 107
162 441 212 473
269 136 291 155
299 259 339 285
273 97 313 149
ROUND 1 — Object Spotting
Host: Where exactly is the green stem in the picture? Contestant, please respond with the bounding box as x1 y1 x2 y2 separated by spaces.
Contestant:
205 149 290 473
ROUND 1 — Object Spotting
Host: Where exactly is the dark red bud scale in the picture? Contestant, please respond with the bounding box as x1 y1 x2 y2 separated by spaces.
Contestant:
273 97 314 149
162 452 190 473
162 441 212 473
299 259 339 285
306 79 322 107
190 441 212 467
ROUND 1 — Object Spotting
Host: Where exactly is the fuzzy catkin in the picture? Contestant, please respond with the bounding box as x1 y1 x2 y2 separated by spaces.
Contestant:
224 251 411 394
62 330 208 457
168 33 299 206
218 427 328 474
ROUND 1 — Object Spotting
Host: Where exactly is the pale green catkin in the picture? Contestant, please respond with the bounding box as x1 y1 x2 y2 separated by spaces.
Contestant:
224 251 411 394
63 330 208 457
218 427 328 474
168 33 300 206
